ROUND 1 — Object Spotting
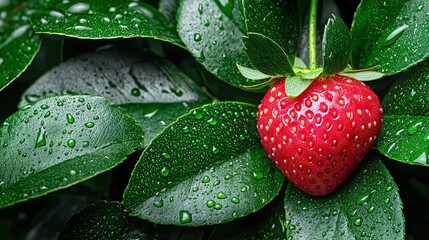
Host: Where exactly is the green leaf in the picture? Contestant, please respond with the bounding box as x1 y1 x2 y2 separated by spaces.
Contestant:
243 0 301 64
322 15 351 76
123 102 284 226
31 0 184 48
351 0 429 75
0 0 42 92
243 33 294 77
18 48 211 146
294 57 308 69
177 0 260 90
284 155 405 239
377 60 429 166
286 76 313 98
60 201 152 239
0 95 143 208
339 71 384 81
209 194 286 240
237 64 271 80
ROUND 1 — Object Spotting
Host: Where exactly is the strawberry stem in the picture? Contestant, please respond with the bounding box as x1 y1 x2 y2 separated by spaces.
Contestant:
309 0 318 70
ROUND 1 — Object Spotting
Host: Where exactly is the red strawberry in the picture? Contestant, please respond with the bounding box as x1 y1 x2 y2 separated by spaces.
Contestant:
257 75 382 196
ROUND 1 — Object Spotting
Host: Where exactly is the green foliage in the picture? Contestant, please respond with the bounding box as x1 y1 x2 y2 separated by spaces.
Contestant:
123 102 284 226
351 0 429 74
0 0 42 91
377 60 429 166
0 95 143 208
31 0 184 48
0 0 427 238
284 156 404 239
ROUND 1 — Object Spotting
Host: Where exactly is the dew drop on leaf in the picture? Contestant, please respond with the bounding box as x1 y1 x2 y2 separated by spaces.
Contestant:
67 139 76 148
179 210 192 224
353 218 363 227
216 191 227 199
206 200 215 207
153 199 164 208
66 113 75 124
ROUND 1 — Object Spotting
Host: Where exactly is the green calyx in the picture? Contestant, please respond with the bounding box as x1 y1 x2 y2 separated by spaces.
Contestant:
238 0 384 98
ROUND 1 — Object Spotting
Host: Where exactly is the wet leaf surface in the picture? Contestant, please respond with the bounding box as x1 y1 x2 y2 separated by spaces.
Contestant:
377 60 429 166
31 0 184 48
123 102 284 226
19 48 211 146
284 155 404 239
0 0 42 91
351 0 429 74
0 95 143 208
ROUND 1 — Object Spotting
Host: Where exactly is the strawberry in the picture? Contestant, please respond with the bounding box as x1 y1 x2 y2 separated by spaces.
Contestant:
257 75 382 196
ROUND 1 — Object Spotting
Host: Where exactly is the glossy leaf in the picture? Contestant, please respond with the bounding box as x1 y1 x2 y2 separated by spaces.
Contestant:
18 48 211 145
351 0 429 74
209 194 286 240
123 102 284 226
322 15 351 76
237 64 270 80
31 0 184 48
243 0 301 64
177 0 260 89
0 0 42 91
0 95 143 208
339 71 384 81
284 156 404 239
377 60 429 166
243 33 294 77
60 201 152 239
285 75 313 98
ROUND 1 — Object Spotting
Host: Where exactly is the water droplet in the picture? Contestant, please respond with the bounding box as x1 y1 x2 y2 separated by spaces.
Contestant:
131 88 141 96
66 113 75 124
232 212 239 219
179 210 192 224
417 5 424 11
384 197 390 204
198 3 203 14
350 209 358 217
85 122 95 128
74 25 92 31
182 126 190 133
67 139 76 148
212 146 219 154
192 187 199 192
41 104 49 110
93 115 100 120
213 179 221 186
44 111 51 118
217 191 227 199
213 203 222 210
353 218 363 227
367 205 375 213
224 174 232 180
50 10 65 18
202 176 210 183
206 200 215 207
407 125 417 135
70 170 76 175
231 197 240 204
194 33 202 42
19 138 26 144
207 118 217 125
68 3 90 14
153 198 164 208
193 110 203 119
35 127 47 148
40 18 48 24
356 193 372 205
386 186 393 192
253 171 264 180
162 153 171 159
381 24 409 48
160 167 169 177
301 206 309 211
82 141 89 147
